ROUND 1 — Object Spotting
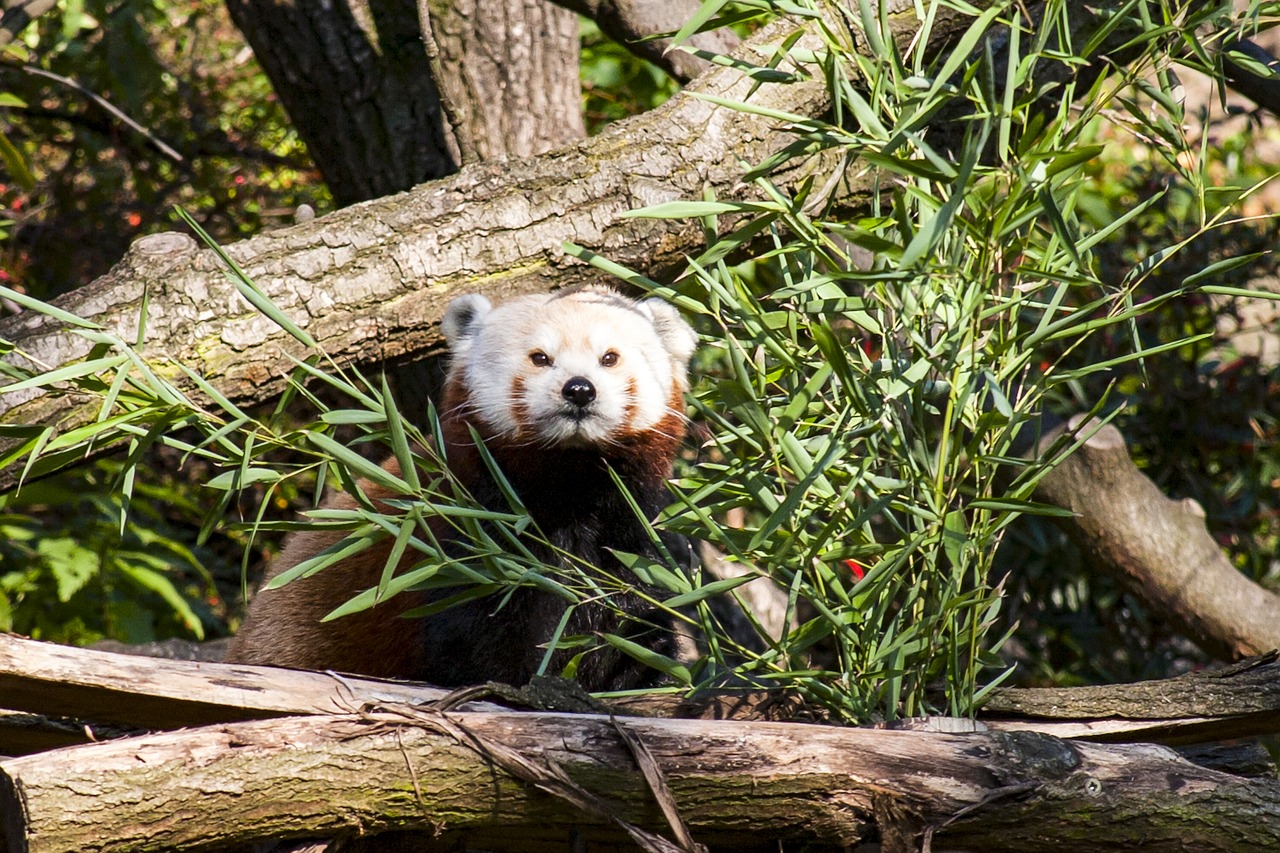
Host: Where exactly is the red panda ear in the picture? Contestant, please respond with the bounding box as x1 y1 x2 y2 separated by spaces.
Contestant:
639 297 698 365
441 293 493 347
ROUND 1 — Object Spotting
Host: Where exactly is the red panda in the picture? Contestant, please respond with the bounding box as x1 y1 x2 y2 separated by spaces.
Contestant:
227 286 698 691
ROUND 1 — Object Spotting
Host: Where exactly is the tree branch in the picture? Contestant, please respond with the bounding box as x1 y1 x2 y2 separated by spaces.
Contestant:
549 0 742 83
0 13 889 491
5 64 183 162
1221 38 1280 118
4 634 1280 758
1031 415 1280 660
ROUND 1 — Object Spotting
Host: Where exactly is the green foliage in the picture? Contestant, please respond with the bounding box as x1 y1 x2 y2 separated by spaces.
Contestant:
580 19 680 134
581 0 1280 714
0 0 327 299
0 459 217 644
1 0 1278 720
1000 115 1280 685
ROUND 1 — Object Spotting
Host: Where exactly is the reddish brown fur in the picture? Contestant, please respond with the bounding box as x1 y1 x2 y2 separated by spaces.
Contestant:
227 456 433 678
227 289 691 681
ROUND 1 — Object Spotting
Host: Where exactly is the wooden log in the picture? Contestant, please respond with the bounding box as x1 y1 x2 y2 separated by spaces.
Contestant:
983 653 1280 719
978 652 1280 744
4 635 1280 757
1 709 1277 853
0 634 500 735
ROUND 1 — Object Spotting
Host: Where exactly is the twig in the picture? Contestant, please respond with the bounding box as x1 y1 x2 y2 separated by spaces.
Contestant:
612 715 707 853
9 63 184 162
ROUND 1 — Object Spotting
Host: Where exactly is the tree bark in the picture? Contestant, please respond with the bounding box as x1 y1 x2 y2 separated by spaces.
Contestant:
4 634 1280 758
2 707 1277 853
1031 416 1280 660
0 634 499 740
420 0 585 166
222 0 459 206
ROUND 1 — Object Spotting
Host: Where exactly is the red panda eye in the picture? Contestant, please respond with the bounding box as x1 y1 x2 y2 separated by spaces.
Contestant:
600 351 619 367
530 351 552 367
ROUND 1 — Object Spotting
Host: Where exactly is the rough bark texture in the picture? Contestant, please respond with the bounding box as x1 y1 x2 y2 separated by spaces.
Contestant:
985 653 1280 719
1 709 1277 853
420 0 585 166
979 652 1280 744
222 0 458 205
1032 416 1280 660
549 0 742 83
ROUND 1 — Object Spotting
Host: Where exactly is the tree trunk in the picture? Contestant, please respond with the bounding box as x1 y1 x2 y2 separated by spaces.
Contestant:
421 0 584 166
222 0 458 206
225 0 587 421
2 708 1278 853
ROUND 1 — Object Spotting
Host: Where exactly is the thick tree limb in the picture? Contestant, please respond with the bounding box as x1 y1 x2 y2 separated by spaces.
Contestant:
548 0 742 83
0 633 500 741
985 652 1280 718
1032 416 1280 660
1 707 1277 853
979 652 1280 744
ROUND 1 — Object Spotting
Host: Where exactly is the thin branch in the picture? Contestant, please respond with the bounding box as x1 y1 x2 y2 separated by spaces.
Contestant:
7 63 184 162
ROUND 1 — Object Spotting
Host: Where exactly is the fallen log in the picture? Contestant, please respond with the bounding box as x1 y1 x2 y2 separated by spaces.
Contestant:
0 633 499 738
3 635 1280 757
1 707 1276 853
978 652 1280 744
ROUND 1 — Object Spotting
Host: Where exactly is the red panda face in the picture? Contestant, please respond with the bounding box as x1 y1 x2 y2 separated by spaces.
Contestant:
442 288 697 448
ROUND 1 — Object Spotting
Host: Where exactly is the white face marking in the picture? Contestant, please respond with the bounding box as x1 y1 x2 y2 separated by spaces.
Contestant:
442 289 696 448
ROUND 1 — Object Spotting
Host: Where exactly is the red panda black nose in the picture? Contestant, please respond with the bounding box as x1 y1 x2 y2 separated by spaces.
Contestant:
562 377 596 408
